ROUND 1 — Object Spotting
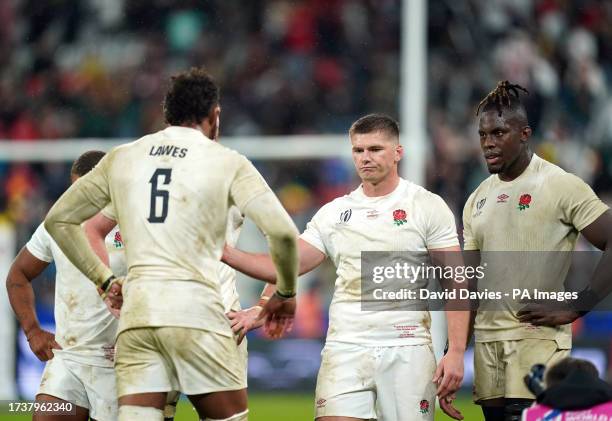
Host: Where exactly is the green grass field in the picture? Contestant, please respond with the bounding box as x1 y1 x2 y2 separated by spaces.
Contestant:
0 393 483 420
173 393 484 421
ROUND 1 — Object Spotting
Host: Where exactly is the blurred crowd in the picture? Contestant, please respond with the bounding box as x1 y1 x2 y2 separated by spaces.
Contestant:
1 0 611 340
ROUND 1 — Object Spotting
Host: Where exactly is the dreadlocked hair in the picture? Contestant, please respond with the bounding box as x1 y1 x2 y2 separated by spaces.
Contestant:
476 81 529 116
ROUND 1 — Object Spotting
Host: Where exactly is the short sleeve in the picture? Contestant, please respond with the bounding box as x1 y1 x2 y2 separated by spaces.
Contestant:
425 194 460 249
462 193 479 251
300 210 328 255
101 203 117 221
229 156 272 211
559 173 609 231
25 223 53 263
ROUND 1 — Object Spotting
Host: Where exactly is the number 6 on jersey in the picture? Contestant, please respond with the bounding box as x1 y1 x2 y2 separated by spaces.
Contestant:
148 168 172 223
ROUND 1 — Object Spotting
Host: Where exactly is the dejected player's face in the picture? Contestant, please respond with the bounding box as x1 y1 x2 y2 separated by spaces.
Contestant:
478 111 529 175
351 131 402 184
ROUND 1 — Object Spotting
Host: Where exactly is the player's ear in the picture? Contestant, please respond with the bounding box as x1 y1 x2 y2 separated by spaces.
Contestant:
211 106 221 140
521 125 532 143
395 144 404 162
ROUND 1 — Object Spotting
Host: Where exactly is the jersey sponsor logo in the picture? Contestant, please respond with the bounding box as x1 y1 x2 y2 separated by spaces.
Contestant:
339 209 352 223
518 193 532 211
113 231 123 248
366 209 379 219
497 193 509 203
393 209 407 226
419 399 430 414
476 198 487 210
149 145 188 158
316 398 326 408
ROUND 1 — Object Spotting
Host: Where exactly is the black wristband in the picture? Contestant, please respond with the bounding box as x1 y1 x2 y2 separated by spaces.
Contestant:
100 275 116 293
275 290 296 299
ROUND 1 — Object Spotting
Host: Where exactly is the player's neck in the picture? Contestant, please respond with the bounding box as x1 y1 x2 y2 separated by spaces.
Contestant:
362 175 400 197
499 149 533 182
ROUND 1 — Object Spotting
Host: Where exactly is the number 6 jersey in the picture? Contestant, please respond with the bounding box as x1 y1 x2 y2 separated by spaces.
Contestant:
55 126 272 336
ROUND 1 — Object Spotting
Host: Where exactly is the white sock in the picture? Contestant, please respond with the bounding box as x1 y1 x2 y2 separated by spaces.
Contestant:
205 409 249 421
119 405 164 421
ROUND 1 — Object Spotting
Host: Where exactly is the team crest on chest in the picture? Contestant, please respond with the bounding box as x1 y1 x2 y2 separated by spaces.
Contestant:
113 231 123 248
392 209 407 226
517 194 532 211
497 194 509 203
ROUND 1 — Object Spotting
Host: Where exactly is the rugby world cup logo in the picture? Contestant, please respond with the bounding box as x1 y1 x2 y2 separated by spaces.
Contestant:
339 209 352 223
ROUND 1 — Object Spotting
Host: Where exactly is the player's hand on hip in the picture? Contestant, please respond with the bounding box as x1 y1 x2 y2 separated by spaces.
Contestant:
433 349 464 399
103 295 121 319
258 293 296 339
99 277 124 313
517 302 580 326
227 306 265 344
26 327 62 361
439 393 464 420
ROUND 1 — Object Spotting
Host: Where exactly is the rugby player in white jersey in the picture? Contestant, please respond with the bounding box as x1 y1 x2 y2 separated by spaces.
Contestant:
43 67 299 421
462 81 612 421
223 114 470 421
85 204 249 419
6 151 124 421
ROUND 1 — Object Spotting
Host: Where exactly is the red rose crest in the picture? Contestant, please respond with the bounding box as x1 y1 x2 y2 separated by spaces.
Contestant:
518 194 531 211
393 209 407 226
114 231 123 248
419 399 430 414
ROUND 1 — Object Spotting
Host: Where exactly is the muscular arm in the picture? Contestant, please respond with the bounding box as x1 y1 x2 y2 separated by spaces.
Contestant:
577 210 612 309
6 248 61 360
6 248 49 337
44 160 114 288
517 211 612 325
222 238 326 283
83 213 116 267
429 245 469 399
429 245 470 354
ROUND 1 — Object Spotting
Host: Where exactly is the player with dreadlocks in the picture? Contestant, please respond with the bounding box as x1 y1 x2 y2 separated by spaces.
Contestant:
443 81 612 421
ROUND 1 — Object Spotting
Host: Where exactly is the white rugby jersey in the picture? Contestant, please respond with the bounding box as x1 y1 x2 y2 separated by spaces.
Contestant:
26 223 126 367
58 126 271 336
218 206 244 312
301 178 459 346
103 203 244 313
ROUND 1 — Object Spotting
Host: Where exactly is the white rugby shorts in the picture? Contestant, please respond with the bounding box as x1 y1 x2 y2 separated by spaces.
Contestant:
314 342 437 420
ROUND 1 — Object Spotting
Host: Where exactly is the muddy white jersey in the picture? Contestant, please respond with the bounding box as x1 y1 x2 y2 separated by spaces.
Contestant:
218 206 244 313
69 126 270 336
26 223 125 367
301 178 459 346
102 202 244 314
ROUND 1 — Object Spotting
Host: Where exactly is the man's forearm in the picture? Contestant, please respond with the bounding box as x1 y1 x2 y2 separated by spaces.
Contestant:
446 310 469 353
268 232 298 296
45 185 113 287
45 220 113 287
6 274 40 336
240 191 299 296
223 246 278 283
257 283 277 306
